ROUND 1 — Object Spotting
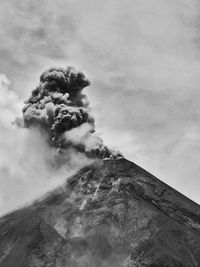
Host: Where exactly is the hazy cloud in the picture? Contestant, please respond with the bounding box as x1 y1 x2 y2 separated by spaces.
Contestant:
0 74 93 214
1 0 200 204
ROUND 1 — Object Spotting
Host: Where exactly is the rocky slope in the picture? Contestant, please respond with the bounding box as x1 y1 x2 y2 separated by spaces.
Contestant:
1 158 200 266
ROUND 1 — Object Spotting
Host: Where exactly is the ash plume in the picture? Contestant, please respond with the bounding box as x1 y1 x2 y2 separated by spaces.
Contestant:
21 66 122 161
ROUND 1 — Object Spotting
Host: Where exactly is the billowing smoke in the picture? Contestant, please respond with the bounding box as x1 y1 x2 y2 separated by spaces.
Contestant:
0 67 122 215
20 66 122 161
0 71 95 215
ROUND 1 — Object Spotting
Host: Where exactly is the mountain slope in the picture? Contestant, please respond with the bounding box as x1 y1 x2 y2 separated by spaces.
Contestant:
1 158 200 266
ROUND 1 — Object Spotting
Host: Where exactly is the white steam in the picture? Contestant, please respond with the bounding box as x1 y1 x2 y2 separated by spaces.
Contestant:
0 74 93 215
64 122 102 150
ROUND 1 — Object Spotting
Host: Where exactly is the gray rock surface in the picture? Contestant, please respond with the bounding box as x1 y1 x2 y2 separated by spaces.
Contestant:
1 158 200 266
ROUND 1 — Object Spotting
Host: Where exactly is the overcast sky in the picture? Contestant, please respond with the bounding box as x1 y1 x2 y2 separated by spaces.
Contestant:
0 0 200 212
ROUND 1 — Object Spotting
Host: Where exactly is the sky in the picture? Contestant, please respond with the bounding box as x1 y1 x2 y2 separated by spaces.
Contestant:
0 0 200 212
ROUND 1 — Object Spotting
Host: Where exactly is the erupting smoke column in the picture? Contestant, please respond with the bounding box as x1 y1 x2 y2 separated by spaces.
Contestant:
22 66 122 160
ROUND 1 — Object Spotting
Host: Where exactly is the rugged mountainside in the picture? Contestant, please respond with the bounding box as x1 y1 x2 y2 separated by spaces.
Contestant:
1 158 200 267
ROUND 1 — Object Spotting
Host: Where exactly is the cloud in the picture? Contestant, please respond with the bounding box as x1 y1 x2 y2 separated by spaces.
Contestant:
0 0 200 203
0 74 93 215
21 66 121 160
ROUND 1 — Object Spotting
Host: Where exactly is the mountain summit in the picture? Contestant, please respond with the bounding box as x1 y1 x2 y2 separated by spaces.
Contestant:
1 158 200 267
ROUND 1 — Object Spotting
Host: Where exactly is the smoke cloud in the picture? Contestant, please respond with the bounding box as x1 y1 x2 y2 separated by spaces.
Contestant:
20 66 122 161
0 66 121 215
0 72 95 215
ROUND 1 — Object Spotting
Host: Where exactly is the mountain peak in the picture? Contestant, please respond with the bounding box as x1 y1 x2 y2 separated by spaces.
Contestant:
1 158 200 266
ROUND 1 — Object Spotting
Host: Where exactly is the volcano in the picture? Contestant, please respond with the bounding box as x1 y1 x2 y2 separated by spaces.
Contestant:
0 158 200 267
1 66 200 266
